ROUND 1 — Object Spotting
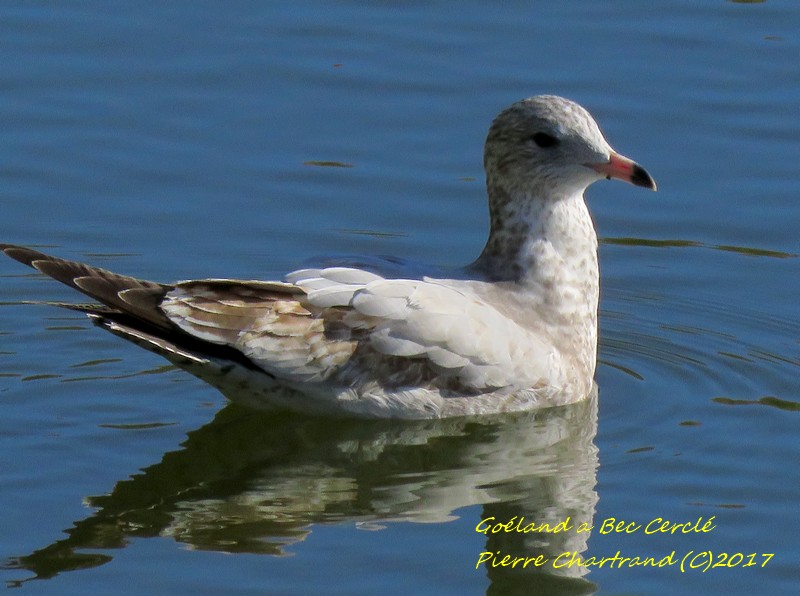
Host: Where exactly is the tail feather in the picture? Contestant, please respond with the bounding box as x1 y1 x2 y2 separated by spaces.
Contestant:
1 244 172 330
1 243 263 372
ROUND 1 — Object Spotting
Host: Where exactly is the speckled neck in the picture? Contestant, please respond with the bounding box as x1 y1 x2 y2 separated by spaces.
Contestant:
473 183 598 284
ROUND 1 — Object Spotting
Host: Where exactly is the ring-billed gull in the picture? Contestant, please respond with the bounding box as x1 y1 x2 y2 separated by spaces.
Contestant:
2 95 655 418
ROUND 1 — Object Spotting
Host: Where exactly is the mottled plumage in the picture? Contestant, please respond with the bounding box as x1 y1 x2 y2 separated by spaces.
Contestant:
1 95 655 418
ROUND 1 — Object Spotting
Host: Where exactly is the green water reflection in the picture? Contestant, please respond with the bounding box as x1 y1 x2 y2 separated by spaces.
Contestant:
5 390 599 594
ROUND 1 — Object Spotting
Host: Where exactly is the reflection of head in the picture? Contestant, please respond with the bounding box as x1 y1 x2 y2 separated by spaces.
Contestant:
478 387 599 593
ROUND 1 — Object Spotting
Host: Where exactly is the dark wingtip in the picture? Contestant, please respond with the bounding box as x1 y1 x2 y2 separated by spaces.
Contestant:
631 164 657 191
0 244 47 268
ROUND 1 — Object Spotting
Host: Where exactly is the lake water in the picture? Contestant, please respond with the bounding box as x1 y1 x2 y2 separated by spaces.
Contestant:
1 1 798 594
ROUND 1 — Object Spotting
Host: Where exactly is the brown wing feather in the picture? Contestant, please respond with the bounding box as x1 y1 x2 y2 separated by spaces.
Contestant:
162 281 362 382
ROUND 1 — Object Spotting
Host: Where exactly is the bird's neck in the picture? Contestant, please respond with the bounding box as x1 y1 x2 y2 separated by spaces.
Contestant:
471 182 599 365
475 183 598 281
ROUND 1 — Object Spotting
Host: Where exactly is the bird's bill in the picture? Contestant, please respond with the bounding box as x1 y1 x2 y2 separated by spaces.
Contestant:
589 152 657 191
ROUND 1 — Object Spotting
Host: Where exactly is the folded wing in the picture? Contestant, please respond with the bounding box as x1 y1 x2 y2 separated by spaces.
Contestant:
164 267 558 393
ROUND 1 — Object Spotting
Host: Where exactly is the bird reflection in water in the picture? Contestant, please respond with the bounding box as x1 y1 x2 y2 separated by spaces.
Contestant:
4 387 599 593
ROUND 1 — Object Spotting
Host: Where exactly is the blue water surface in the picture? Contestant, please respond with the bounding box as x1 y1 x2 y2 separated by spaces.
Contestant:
1 1 798 594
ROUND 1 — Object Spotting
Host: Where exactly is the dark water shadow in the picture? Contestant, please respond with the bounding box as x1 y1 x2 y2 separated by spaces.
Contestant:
4 388 599 594
601 236 796 259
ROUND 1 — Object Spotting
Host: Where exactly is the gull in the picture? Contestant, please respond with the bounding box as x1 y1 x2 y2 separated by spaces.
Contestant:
1 95 655 418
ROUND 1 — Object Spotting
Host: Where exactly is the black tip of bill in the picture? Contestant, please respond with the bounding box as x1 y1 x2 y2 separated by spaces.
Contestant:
631 164 657 191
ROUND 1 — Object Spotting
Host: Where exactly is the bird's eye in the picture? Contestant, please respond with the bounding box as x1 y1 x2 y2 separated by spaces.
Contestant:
531 132 559 148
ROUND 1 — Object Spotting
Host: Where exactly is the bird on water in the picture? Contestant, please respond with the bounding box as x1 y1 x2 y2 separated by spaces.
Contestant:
1 95 656 418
